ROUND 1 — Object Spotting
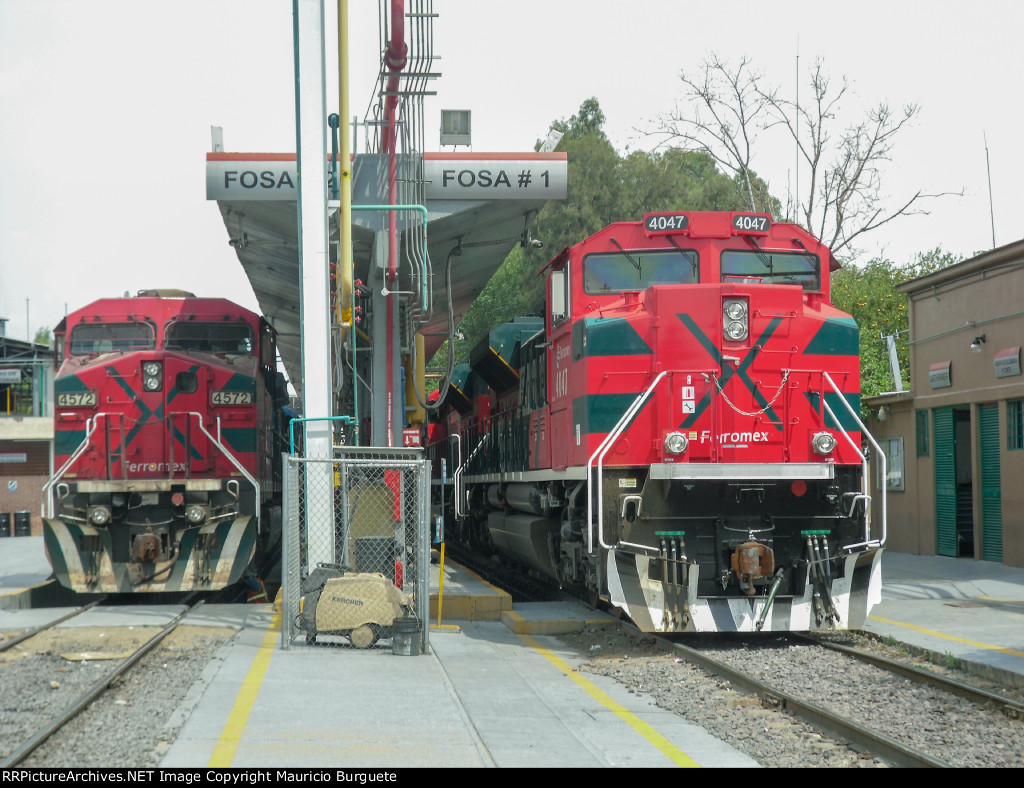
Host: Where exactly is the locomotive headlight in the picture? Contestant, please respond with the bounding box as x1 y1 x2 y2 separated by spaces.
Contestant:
88 505 111 525
185 504 208 524
812 431 837 456
725 321 747 340
142 361 163 392
723 299 748 342
664 431 689 455
725 300 747 320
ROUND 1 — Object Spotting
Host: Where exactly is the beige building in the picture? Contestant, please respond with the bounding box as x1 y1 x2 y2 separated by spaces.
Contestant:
864 239 1024 567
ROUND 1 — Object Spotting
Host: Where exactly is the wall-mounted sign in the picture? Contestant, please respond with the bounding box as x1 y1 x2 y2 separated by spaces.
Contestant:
929 360 951 389
0 368 22 384
995 346 1021 379
206 152 569 202
423 153 567 200
206 153 299 200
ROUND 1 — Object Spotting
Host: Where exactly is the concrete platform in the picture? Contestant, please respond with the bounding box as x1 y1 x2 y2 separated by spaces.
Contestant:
4 539 1024 767
861 551 1024 686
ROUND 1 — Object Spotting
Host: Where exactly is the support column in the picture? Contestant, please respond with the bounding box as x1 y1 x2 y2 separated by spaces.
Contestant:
294 0 335 566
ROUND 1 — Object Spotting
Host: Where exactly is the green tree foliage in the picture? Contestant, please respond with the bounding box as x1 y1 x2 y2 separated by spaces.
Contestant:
830 248 960 406
445 98 782 363
33 327 52 347
429 245 536 376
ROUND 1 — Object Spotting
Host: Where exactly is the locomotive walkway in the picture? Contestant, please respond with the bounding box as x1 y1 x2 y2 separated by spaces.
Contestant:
2 537 1024 767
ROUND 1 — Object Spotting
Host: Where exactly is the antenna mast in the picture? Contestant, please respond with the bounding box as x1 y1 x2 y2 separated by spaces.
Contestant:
984 131 995 248
794 39 799 225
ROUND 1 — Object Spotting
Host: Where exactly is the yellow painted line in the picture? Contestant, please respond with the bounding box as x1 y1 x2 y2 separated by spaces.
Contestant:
869 614 1024 659
208 610 281 767
518 633 700 768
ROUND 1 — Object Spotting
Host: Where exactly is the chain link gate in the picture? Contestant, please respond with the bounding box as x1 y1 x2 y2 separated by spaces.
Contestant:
280 446 430 653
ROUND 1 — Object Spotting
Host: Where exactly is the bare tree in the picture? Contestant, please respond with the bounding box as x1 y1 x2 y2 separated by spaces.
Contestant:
654 54 775 213
653 55 957 260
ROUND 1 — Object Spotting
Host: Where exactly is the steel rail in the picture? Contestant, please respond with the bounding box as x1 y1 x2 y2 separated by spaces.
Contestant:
0 601 204 768
628 624 953 768
0 599 107 654
796 633 1024 720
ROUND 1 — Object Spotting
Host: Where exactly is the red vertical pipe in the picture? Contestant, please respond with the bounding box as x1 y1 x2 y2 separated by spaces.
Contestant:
383 1 406 447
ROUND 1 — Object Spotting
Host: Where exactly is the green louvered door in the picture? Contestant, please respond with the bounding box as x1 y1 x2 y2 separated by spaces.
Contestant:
933 408 957 557
979 403 1004 562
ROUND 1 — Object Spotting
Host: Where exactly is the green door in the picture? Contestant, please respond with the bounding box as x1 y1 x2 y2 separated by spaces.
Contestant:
979 403 1004 562
933 408 957 557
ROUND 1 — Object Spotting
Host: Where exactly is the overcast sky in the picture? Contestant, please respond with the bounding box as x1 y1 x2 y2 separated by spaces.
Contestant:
2 0 1022 341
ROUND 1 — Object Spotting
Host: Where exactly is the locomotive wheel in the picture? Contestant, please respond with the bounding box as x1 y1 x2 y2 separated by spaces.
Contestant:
349 624 379 649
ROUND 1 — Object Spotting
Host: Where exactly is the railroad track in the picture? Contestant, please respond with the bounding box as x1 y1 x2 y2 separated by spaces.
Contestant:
0 601 203 768
637 628 1024 768
655 630 950 768
0 599 107 656
796 632 1024 721
447 541 1023 767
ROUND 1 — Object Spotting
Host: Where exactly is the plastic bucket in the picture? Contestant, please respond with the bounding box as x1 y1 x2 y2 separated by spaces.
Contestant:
13 511 31 537
0 513 10 538
391 615 422 656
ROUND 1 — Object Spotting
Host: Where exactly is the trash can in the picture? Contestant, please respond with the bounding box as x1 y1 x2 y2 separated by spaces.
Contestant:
13 511 31 537
0 513 10 538
391 615 422 656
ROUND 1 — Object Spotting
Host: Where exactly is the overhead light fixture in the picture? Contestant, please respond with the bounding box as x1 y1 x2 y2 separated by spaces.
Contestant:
971 334 986 353
440 109 471 147
877 405 889 421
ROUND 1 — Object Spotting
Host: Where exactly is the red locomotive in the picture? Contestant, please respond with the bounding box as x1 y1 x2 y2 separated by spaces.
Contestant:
430 212 884 633
44 290 288 594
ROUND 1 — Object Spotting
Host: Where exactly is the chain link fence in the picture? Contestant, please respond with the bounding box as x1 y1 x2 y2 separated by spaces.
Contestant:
280 446 430 653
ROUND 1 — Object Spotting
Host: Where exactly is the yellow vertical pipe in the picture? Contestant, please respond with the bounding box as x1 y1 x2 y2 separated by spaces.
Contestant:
405 333 425 426
337 0 353 337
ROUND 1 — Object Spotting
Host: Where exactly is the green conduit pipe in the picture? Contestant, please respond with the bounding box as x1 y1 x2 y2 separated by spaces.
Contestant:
290 415 357 456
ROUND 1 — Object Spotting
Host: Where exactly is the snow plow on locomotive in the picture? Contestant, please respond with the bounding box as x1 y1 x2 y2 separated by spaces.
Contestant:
43 290 289 594
428 211 885 633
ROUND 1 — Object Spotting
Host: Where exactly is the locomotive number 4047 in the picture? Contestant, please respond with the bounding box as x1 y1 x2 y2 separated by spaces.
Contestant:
643 213 689 234
732 214 771 233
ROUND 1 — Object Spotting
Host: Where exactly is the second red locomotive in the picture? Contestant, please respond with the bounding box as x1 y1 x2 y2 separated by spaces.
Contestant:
430 211 885 633
43 290 289 594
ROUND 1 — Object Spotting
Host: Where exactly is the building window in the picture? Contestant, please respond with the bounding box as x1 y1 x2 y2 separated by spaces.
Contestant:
1009 399 1024 451
877 437 905 491
915 409 929 457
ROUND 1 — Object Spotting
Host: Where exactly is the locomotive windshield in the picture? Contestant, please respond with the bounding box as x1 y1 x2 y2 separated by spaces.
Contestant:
164 321 254 355
583 249 698 293
721 250 820 291
69 321 156 355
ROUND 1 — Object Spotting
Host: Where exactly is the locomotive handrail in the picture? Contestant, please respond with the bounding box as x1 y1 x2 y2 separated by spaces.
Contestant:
42 413 104 517
182 412 261 529
462 425 489 495
446 433 465 518
587 371 668 553
429 432 464 517
821 373 886 549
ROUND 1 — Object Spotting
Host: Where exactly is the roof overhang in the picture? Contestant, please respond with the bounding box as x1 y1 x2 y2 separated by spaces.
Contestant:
206 151 567 393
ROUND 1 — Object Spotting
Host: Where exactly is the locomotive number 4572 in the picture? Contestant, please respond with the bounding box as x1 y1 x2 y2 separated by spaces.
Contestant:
211 390 253 405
